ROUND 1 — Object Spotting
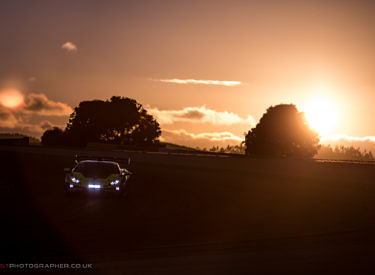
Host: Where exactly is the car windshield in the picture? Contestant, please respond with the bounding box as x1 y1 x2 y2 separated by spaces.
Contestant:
74 162 120 178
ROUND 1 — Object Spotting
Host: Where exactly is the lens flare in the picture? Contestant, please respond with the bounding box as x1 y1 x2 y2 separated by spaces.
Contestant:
0 89 24 108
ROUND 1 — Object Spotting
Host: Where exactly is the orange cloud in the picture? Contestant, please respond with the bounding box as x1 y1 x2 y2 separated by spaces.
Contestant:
0 93 72 138
161 128 243 148
0 106 57 137
321 134 375 142
149 106 255 126
61 41 77 52
23 93 73 116
0 107 18 128
157 78 242 86
40 120 54 131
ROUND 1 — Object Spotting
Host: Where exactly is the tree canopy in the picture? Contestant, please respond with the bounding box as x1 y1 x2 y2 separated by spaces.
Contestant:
42 96 161 146
245 104 320 158
41 127 66 146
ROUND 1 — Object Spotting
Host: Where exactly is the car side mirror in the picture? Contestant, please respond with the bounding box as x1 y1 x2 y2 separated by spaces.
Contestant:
121 169 131 176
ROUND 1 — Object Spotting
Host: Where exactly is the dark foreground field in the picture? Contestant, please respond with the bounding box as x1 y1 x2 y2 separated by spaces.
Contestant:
1 147 375 274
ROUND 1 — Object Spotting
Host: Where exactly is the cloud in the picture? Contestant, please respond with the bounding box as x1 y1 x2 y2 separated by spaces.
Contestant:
23 93 73 116
0 106 18 128
157 78 242 86
0 115 61 138
0 124 43 138
321 134 375 154
0 106 53 137
321 134 375 142
0 93 71 138
148 106 255 126
40 120 54 131
161 129 243 148
61 41 77 52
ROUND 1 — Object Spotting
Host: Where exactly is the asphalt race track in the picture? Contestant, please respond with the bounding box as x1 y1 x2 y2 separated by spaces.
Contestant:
2 147 375 274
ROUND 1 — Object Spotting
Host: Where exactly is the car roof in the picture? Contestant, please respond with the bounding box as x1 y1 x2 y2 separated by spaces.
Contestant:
78 160 119 165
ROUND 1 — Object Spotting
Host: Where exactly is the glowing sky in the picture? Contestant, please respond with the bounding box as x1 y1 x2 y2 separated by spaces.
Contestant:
0 0 374 148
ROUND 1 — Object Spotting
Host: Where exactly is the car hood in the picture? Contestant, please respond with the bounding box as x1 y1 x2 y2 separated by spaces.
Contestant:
71 172 120 185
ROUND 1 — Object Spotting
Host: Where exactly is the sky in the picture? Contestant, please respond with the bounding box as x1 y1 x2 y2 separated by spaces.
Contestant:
0 0 374 149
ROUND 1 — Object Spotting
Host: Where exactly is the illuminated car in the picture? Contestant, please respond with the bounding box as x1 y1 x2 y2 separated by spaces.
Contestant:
64 158 132 196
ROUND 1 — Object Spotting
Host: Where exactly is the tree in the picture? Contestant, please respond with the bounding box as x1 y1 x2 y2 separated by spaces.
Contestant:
244 104 320 158
316 144 375 161
41 127 66 146
208 144 246 154
65 96 161 146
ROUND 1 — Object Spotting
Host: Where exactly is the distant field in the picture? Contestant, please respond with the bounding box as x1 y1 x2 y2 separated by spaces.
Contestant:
1 145 375 274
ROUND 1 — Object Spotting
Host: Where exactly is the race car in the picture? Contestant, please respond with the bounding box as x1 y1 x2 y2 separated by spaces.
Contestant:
64 156 132 196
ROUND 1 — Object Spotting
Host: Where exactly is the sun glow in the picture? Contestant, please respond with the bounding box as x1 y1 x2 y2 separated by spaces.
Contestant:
0 89 24 108
304 97 339 136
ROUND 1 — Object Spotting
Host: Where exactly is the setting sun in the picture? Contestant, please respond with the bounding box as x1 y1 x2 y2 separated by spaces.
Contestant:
0 89 24 108
304 98 339 136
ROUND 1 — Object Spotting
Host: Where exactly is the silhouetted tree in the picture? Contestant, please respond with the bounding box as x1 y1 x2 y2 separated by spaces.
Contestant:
41 127 66 146
65 96 161 146
245 104 320 158
208 143 246 154
316 144 374 161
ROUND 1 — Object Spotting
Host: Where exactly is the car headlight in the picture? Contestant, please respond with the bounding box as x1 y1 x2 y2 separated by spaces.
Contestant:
71 177 80 183
110 179 120 185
